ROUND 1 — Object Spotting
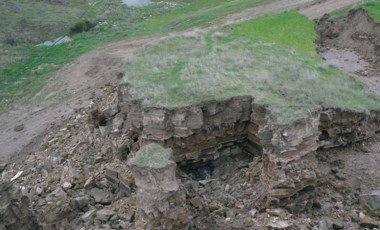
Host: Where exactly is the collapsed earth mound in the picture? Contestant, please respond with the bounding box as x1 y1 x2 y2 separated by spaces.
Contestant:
317 8 380 74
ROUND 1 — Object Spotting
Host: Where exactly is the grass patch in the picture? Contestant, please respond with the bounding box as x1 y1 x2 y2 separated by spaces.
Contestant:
0 0 271 111
363 1 380 22
123 12 380 124
232 11 316 54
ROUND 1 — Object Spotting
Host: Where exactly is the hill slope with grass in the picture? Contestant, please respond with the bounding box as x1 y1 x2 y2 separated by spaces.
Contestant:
0 0 270 111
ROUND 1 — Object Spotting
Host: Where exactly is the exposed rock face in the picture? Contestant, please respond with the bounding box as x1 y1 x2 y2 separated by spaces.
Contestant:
122 93 380 212
128 144 189 230
0 182 41 230
127 96 380 165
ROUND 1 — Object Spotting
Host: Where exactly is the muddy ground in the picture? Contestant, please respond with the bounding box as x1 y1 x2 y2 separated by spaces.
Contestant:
317 8 380 97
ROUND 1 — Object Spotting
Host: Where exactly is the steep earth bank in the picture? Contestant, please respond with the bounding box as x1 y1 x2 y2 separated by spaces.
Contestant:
317 8 380 96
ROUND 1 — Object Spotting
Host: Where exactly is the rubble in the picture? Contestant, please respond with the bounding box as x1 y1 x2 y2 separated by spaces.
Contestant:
1 82 380 229
360 190 380 216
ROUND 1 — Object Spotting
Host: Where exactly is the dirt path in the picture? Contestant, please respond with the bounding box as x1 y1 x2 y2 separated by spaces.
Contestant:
0 0 363 164
300 0 364 19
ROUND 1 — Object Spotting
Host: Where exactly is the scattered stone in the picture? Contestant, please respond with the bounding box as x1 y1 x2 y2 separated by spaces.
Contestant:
84 175 96 189
0 181 41 229
267 208 290 218
208 200 221 212
89 188 112 205
231 219 245 229
36 35 72 47
39 201 72 225
62 181 73 190
81 209 96 222
104 162 133 194
14 124 24 132
331 159 346 169
190 197 203 209
226 209 237 218
75 195 90 210
359 213 379 229
96 209 116 222
10 171 23 182
360 190 380 216
249 209 258 217
60 165 76 190
267 218 292 229
36 187 43 196
314 218 344 230
0 163 7 173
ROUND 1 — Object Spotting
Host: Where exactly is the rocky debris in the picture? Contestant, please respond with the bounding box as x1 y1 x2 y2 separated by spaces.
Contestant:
360 190 380 216
36 35 72 47
74 195 90 210
267 218 292 229
258 154 318 212
81 209 96 222
14 123 24 132
313 217 344 230
359 213 379 229
89 188 113 205
128 144 189 229
104 162 134 195
0 163 6 173
0 181 41 230
318 109 380 149
96 209 116 222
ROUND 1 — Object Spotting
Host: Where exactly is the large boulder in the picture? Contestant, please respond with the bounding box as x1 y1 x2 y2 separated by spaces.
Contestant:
128 144 189 230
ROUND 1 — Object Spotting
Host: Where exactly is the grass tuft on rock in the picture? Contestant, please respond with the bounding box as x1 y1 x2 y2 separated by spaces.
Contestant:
131 144 173 169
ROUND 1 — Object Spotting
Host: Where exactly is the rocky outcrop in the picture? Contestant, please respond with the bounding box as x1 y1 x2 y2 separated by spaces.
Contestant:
124 95 380 164
128 144 189 230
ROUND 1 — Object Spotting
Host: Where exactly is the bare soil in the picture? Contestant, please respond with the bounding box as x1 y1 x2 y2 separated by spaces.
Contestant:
316 8 380 97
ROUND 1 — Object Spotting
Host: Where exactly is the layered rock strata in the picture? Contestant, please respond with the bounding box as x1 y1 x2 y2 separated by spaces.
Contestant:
121 88 380 211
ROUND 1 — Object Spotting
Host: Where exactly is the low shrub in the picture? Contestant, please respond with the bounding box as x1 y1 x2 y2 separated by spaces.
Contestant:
69 19 95 35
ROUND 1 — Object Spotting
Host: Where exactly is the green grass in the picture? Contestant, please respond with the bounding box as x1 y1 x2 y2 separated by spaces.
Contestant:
232 11 316 54
364 1 380 22
0 0 272 111
123 12 380 124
